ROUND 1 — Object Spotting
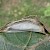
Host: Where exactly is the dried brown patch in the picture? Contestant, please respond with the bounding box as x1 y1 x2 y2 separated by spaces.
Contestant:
32 0 50 7
2 0 21 11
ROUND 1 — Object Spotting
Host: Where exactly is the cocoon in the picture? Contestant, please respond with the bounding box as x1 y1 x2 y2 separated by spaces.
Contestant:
1 18 46 34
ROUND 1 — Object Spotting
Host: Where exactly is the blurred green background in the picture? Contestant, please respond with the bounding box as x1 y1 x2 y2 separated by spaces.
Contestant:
0 0 50 29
